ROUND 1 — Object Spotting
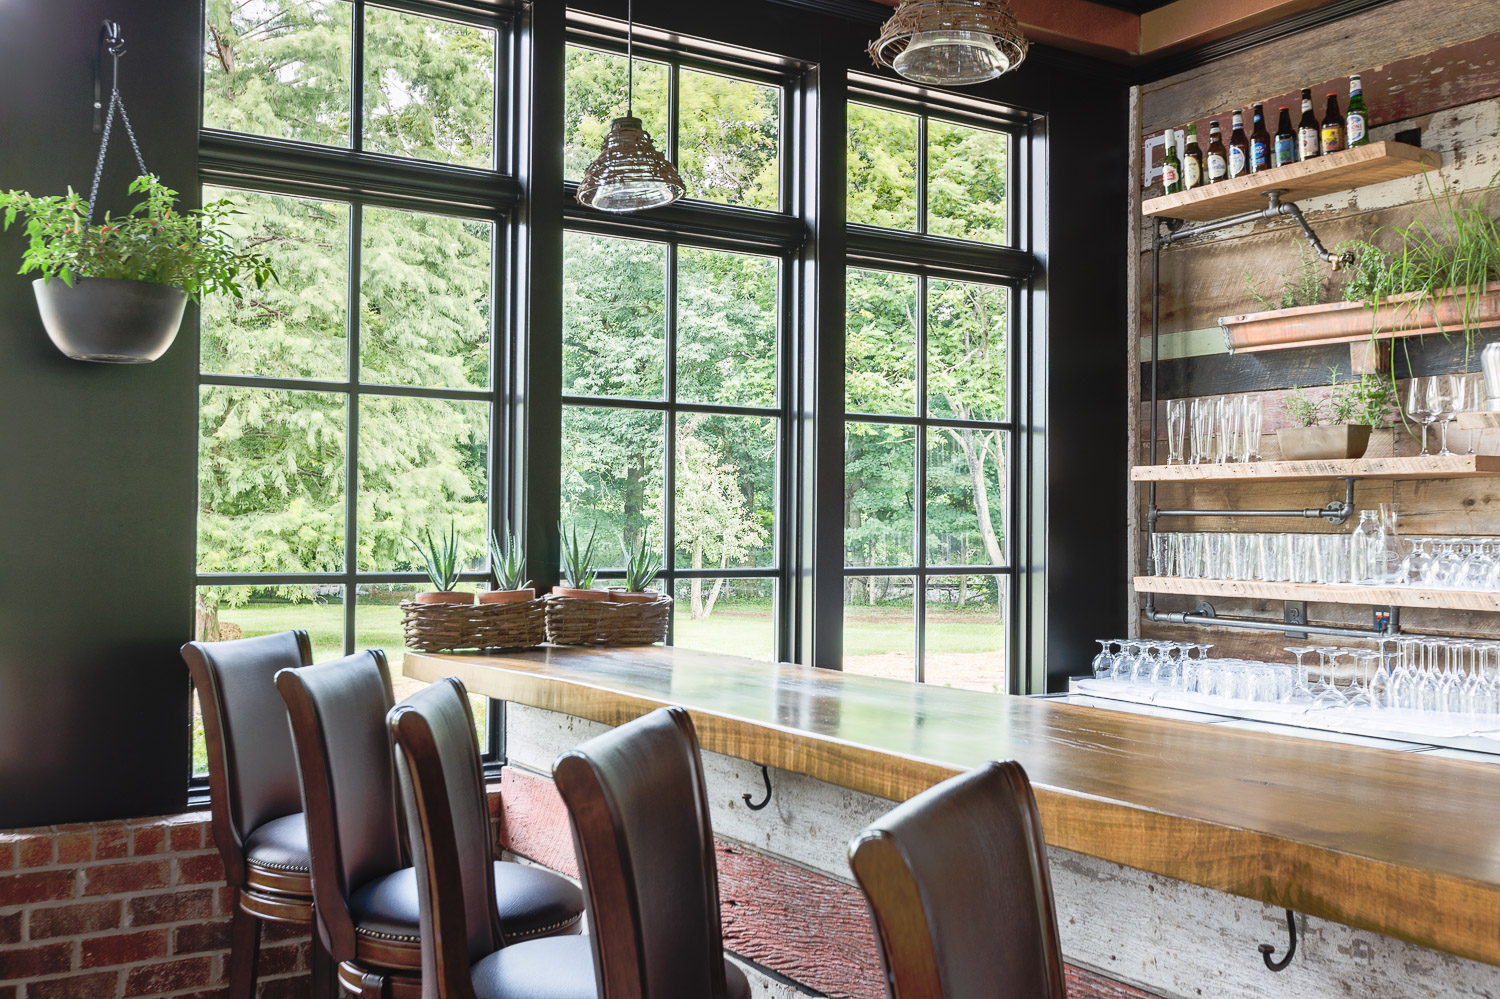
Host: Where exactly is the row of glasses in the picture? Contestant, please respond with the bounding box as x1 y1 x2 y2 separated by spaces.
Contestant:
1151 532 1354 584
1394 537 1500 591
1091 639 1211 683
1166 395 1262 465
1408 373 1486 456
1385 636 1500 716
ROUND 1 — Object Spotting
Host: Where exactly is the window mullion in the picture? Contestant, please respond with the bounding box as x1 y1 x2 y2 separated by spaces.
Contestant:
663 245 679 642
351 1 366 154
344 202 363 657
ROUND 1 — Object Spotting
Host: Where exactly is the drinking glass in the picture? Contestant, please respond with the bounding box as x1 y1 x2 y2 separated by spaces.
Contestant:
1190 398 1213 465
1376 503 1402 585
1462 373 1487 455
1436 374 1462 456
1150 532 1178 577
1166 399 1188 465
1344 651 1381 709
1092 640 1115 679
1399 538 1435 587
1217 396 1241 464
1240 396 1263 462
1409 376 1435 456
1282 646 1318 706
1311 648 1348 707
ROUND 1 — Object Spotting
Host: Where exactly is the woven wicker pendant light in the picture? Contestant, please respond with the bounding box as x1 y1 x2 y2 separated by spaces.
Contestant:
868 0 1029 86
577 0 684 212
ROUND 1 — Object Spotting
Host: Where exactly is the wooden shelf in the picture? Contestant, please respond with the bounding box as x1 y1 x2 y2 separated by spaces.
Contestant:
1134 575 1500 613
1143 141 1440 222
1459 412 1500 430
1132 454 1500 482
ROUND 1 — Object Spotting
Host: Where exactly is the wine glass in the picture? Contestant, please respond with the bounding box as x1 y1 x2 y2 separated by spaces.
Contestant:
1463 373 1487 455
1281 646 1318 706
1344 651 1381 709
1434 374 1461 456
1092 640 1115 679
1408 376 1435 456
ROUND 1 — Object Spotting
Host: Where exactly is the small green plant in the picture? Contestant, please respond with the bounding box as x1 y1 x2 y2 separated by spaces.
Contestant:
0 174 275 299
559 522 598 590
1283 385 1324 428
1327 369 1396 427
408 522 461 592
489 530 531 591
1244 244 1328 311
621 535 662 594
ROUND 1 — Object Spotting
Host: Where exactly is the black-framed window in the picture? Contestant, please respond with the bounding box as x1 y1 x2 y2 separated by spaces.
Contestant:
842 77 1030 692
192 0 516 784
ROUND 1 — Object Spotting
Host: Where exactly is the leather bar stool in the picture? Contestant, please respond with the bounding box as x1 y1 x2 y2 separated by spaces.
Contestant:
278 656 585 999
848 761 1067 999
388 676 597 999
552 706 751 999
180 630 332 999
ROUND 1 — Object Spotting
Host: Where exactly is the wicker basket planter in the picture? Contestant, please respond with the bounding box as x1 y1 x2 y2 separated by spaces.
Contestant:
545 593 671 646
401 598 546 653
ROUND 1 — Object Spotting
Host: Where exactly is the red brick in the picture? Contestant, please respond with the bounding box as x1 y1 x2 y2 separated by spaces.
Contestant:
173 854 224 886
173 920 231 955
84 861 168 896
15 833 54 868
0 984 15 999
94 826 130 861
172 990 228 999
0 942 72 978
26 972 120 999
131 825 166 857
0 841 14 871
255 976 311 999
168 824 203 852
0 870 75 906
127 888 214 927
200 826 215 852
54 832 92 866
260 922 307 943
28 899 122 939
256 942 306 976
215 886 235 917
0 911 20 945
81 928 170 968
123 956 213 997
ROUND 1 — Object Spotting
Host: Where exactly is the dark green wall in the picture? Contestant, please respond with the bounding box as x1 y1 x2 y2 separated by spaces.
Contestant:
0 1 198 826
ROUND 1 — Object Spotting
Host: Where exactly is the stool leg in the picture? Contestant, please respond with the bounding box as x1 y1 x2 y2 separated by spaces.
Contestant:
228 895 261 999
310 933 335 999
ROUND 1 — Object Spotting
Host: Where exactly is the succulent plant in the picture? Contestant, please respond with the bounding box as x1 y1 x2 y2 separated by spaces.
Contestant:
621 535 662 594
559 521 598 590
407 522 461 592
489 530 531 591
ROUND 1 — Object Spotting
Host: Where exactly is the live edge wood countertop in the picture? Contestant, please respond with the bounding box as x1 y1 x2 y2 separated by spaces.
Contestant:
405 646 1500 967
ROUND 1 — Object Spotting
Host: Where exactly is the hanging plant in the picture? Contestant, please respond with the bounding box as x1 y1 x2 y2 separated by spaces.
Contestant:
0 174 275 363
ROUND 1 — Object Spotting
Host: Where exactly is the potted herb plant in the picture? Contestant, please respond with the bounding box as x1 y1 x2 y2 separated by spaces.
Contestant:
609 536 662 603
1277 372 1394 460
481 530 534 604
407 523 473 605
0 174 275 363
554 522 607 601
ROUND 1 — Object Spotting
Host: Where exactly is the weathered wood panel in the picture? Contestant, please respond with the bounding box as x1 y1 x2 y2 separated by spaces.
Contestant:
1132 454 1500 481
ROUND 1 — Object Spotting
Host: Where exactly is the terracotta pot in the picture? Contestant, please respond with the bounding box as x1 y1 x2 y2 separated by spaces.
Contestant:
414 591 475 605
33 276 188 363
478 588 535 604
607 588 660 604
553 586 608 601
1275 424 1372 461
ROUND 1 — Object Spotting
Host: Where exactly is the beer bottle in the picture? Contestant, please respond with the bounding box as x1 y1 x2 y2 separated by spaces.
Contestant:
1206 120 1228 183
1249 104 1271 172
1182 123 1204 190
1298 88 1320 161
1162 129 1183 195
1347 74 1369 147
1228 109 1250 178
1321 93 1345 155
1273 107 1297 167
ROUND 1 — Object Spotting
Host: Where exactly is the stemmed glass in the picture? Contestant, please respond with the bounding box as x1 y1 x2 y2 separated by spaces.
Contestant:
1399 538 1435 587
1344 651 1381 709
1436 374 1462 456
1281 646 1318 706
1463 373 1487 455
1092 640 1115 679
1408 376 1436 456
1310 647 1348 707
1428 375 1456 456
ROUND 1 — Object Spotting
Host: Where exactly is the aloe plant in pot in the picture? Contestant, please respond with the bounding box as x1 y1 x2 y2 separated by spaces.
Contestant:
555 522 606 601
407 523 473 605
481 530 534 603
609 536 662 603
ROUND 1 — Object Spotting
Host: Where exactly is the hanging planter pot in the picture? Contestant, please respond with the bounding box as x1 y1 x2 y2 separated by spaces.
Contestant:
33 277 187 364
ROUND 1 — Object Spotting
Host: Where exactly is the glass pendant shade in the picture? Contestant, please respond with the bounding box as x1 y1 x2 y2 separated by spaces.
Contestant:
869 0 1028 86
576 116 685 213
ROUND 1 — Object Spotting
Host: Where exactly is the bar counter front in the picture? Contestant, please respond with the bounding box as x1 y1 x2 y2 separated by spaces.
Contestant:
405 644 1500 977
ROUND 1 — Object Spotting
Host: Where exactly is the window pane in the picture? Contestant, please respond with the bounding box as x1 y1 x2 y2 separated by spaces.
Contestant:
360 207 492 389
198 387 346 574
673 577 775 663
843 576 914 680
677 249 778 409
678 69 780 210
363 7 495 168
927 119 1008 245
927 430 1008 567
676 415 775 570
925 575 1007 691
564 46 670 180
201 188 349 380
846 269 917 416
357 397 489 571
847 103 917 230
191 584 346 776
927 280 1008 422
563 233 667 399
202 0 351 147
562 407 665 571
845 424 915 567
355 583 485 720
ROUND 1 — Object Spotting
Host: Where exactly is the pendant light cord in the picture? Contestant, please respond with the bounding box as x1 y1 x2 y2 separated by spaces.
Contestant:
625 0 634 117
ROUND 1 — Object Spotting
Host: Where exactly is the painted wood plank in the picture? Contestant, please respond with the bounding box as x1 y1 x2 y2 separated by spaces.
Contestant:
1134 575 1500 612
1132 454 1500 481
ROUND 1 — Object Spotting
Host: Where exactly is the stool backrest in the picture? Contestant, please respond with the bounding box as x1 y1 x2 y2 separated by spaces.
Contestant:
388 677 500 999
181 630 313 885
276 650 401 960
552 706 727 999
848 761 1066 999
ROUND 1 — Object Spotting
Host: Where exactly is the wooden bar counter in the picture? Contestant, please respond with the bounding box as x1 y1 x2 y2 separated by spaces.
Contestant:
405 646 1500 968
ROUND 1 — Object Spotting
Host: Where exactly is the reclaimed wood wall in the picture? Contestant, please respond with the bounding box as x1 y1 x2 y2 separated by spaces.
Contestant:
1132 0 1500 661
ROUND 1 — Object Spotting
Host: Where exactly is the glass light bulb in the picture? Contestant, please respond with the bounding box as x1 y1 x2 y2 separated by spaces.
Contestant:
892 29 1008 86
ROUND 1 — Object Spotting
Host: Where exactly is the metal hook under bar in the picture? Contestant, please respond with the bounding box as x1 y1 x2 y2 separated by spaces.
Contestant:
742 765 772 811
93 20 125 133
1258 909 1298 971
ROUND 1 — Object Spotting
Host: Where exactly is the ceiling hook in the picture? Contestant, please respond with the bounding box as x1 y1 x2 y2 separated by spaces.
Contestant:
741 764 773 811
93 20 125 133
1257 909 1298 972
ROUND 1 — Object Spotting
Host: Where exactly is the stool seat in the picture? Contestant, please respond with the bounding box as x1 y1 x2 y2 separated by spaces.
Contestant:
244 813 312 880
471 936 596 999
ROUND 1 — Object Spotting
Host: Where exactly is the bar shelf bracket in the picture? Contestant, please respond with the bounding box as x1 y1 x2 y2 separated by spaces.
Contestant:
742 764 773 811
1258 909 1298 972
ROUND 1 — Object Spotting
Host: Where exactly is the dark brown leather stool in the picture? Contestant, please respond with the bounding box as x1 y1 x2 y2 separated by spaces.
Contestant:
278 656 584 999
849 761 1067 999
553 706 751 999
180 630 332 999
388 676 597 999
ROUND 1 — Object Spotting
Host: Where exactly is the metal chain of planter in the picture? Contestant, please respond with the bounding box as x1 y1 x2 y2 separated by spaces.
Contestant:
85 22 149 227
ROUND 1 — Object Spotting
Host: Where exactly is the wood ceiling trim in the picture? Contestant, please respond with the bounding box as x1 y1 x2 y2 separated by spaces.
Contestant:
1138 0 1337 55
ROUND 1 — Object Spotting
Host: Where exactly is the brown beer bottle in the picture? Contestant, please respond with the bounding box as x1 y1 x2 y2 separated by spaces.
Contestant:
1182 123 1204 189
1250 103 1271 172
1228 109 1250 178
1206 120 1228 183
1321 93 1346 155
1297 88 1320 161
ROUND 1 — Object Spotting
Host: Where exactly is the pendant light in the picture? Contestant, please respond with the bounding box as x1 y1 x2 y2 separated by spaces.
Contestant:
868 0 1029 87
576 0 685 213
